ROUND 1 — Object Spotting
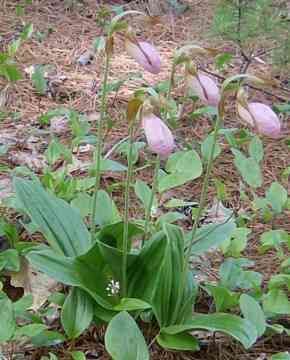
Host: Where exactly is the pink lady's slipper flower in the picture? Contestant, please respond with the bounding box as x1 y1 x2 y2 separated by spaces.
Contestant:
125 39 161 74
237 102 281 138
187 72 220 107
142 114 174 158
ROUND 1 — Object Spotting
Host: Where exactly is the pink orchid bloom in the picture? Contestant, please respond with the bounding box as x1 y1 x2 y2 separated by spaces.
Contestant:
142 114 174 158
188 72 220 107
237 102 281 138
125 40 161 74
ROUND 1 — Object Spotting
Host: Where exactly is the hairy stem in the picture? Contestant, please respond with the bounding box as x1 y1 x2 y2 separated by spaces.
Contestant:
143 155 160 242
185 114 221 266
122 124 135 297
166 64 176 117
90 55 110 237
172 113 222 322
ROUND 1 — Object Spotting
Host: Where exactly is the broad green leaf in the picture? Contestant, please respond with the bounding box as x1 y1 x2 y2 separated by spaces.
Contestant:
201 133 221 162
157 332 199 351
100 159 127 172
220 227 251 257
269 274 290 291
127 231 168 303
71 193 92 218
13 294 33 316
273 103 290 114
232 149 262 188
92 36 106 53
28 231 167 310
158 150 202 193
45 138 71 165
152 224 195 327
215 52 233 70
39 107 69 126
281 258 290 274
266 182 288 213
61 288 94 339
48 292 65 306
204 284 239 312
0 249 20 271
190 106 218 118
1 64 22 82
164 198 197 208
71 351 87 360
271 352 290 360
94 303 117 323
248 136 263 163
31 65 47 95
20 23 34 40
188 220 236 255
26 244 117 309
163 313 258 349
8 38 22 56
260 230 289 254
98 221 143 252
263 289 290 315
14 324 47 338
156 211 185 226
105 311 149 360
14 178 91 257
0 293 15 342
219 258 262 291
94 190 121 226
118 141 145 164
134 180 157 210
239 294 266 337
113 298 151 312
31 330 65 347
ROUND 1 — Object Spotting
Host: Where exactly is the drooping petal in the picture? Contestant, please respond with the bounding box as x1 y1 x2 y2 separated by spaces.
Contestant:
187 75 207 103
237 103 255 127
238 102 281 138
125 40 161 74
142 114 174 158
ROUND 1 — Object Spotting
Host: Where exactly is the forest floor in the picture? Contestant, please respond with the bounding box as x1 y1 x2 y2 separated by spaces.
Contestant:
0 0 289 359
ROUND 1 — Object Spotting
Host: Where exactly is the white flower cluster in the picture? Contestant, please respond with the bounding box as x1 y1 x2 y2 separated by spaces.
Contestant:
106 279 120 296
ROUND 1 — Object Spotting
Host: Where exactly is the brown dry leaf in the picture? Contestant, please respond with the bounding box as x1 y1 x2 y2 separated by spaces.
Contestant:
0 176 13 200
10 259 58 310
50 115 69 135
203 199 233 225
8 151 46 171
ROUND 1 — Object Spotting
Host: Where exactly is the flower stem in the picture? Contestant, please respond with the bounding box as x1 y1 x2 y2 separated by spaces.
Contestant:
172 113 221 322
185 115 221 264
122 124 135 297
143 155 160 242
90 54 110 238
166 64 176 105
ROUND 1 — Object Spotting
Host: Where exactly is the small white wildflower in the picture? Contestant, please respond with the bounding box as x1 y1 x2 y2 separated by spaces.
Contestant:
106 279 120 296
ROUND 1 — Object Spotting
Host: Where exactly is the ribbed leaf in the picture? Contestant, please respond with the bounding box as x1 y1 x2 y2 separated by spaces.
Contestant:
61 288 94 339
163 313 258 349
152 224 195 327
105 311 149 360
157 332 199 351
14 178 91 257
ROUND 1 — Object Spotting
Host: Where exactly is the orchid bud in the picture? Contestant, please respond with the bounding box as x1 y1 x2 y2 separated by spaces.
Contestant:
125 39 161 74
187 72 220 107
142 114 174 158
237 102 281 138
